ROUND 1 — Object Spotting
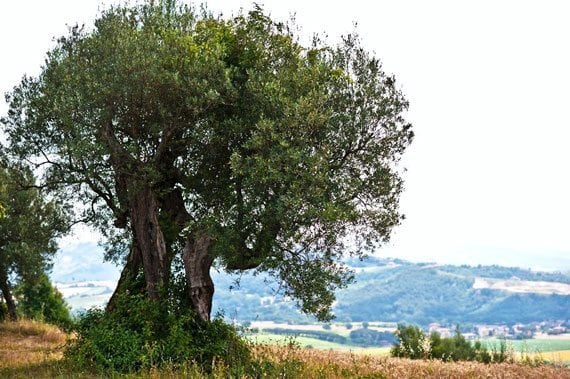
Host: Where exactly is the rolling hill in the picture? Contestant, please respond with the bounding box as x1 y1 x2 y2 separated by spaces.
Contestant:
52 244 570 326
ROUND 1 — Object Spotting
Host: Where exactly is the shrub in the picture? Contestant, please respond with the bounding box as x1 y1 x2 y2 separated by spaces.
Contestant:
15 273 73 329
391 324 431 359
430 327 475 361
391 324 514 364
65 294 250 373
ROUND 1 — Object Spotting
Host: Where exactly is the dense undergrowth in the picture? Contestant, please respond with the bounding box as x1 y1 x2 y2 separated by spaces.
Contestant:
65 295 250 375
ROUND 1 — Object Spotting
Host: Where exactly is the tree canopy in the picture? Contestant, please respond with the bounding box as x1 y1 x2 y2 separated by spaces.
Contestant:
0 161 68 320
2 1 413 321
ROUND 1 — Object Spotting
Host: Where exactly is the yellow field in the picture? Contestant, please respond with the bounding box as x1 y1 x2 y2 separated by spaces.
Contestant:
529 350 570 362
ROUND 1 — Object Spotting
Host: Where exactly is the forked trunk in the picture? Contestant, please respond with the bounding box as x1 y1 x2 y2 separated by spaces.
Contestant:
130 186 169 301
0 272 17 320
182 233 214 322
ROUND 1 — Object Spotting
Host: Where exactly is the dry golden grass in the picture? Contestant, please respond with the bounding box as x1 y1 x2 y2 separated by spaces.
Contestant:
0 319 68 370
252 344 570 379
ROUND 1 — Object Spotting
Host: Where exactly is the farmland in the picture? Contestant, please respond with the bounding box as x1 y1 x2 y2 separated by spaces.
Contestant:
244 321 570 366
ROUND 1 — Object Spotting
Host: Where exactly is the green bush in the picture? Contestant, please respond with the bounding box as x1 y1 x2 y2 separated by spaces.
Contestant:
65 294 250 373
391 324 514 363
430 327 475 361
391 324 430 359
15 273 73 329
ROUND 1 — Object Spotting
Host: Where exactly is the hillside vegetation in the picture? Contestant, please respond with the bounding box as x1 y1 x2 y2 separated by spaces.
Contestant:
210 257 570 325
55 245 570 327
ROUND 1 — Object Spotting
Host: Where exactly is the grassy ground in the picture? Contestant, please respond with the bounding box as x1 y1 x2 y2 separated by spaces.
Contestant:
0 319 67 370
1 320 570 378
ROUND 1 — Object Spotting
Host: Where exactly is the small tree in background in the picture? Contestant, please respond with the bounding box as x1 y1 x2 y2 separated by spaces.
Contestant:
0 161 68 320
15 273 72 329
391 324 431 359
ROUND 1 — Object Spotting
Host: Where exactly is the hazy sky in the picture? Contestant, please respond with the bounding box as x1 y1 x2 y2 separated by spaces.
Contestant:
1 1 569 270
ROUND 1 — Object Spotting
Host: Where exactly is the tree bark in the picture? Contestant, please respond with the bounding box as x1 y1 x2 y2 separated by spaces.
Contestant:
130 186 169 301
0 272 17 320
182 233 214 322
106 244 143 311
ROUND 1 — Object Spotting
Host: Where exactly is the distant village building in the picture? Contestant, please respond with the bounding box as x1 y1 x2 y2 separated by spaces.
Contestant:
547 326 566 335
428 323 452 338
475 324 510 338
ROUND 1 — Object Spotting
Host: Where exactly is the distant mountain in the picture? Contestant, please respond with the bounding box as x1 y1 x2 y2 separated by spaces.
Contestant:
52 243 570 325
212 257 570 326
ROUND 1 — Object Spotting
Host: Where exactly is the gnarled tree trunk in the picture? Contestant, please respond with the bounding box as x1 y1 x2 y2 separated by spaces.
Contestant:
130 186 169 301
182 233 214 322
0 271 17 320
106 243 143 311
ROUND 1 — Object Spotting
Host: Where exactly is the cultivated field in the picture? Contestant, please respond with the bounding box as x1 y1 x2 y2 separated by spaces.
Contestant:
472 277 570 295
246 322 570 363
251 345 570 379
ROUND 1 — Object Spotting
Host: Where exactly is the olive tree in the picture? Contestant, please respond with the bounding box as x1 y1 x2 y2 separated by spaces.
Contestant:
2 1 413 321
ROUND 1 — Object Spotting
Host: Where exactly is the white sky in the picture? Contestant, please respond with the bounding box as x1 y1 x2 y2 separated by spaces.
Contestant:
1 1 569 271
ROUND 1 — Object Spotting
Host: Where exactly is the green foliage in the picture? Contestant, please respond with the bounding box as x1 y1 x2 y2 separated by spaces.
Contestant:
66 295 250 373
391 324 430 359
15 273 72 329
2 0 412 321
391 324 514 363
430 327 477 362
0 162 68 320
0 164 68 277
